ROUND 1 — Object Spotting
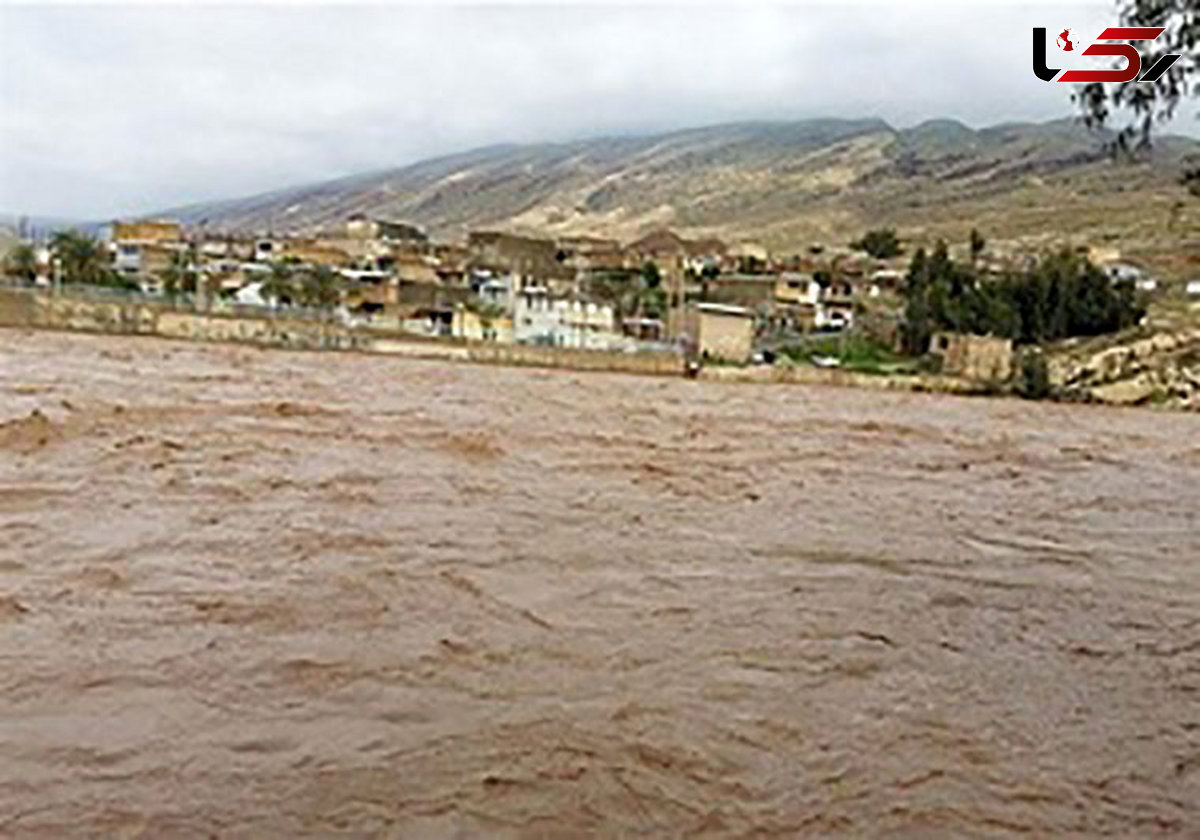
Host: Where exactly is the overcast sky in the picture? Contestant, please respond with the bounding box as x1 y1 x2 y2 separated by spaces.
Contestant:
1 0 1195 219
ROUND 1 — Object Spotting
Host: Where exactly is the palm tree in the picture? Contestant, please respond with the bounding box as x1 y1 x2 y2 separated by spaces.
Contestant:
3 243 38 286
49 230 109 287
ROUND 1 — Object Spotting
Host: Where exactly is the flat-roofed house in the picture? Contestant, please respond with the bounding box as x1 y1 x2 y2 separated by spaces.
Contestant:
682 302 756 363
111 220 185 283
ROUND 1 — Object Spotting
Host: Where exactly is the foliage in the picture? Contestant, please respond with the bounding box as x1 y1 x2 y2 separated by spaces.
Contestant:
1017 349 1052 399
261 262 296 306
637 261 668 317
588 268 640 317
299 264 341 311
777 332 910 374
50 230 113 287
640 261 661 289
737 255 767 274
1074 0 1198 153
900 241 1145 354
159 247 198 299
4 243 38 284
588 263 667 319
465 298 506 324
850 228 903 259
969 228 986 262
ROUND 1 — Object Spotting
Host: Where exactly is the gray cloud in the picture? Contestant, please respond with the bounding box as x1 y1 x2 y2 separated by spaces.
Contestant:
1 1 1191 219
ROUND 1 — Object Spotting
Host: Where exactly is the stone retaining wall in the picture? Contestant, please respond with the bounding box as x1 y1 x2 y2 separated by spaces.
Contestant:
0 289 984 393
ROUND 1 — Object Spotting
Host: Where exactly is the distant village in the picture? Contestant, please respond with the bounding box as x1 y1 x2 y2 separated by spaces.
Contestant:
2 214 1189 376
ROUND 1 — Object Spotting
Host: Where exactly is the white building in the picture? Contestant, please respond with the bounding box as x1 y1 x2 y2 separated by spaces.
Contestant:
511 285 621 350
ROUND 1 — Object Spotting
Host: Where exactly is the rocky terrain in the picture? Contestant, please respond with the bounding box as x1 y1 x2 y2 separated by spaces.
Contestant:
163 117 1200 257
1049 320 1200 409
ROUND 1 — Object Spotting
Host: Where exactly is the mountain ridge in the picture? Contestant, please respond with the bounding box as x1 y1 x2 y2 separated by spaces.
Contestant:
147 116 1200 253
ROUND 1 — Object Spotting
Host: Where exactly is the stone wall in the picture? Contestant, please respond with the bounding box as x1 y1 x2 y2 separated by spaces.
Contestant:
1048 327 1200 408
930 332 1013 381
699 363 982 394
465 342 681 375
0 289 680 376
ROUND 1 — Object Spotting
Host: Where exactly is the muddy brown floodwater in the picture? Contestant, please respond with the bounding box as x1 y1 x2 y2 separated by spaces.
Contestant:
1 328 1198 838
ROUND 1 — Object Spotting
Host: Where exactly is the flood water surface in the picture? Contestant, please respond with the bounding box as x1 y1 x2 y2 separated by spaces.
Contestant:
1 329 1198 837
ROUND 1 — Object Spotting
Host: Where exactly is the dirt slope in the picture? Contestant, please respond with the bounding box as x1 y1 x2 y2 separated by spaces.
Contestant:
163 117 1200 254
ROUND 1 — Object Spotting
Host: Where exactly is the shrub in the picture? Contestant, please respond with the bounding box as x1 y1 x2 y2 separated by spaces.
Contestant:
1017 350 1051 400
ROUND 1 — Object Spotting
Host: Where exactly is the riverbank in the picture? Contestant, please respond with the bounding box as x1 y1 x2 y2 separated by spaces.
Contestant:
0 287 986 396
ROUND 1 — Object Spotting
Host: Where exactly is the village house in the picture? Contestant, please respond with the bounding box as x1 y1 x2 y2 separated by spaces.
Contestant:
556 235 628 271
452 264 626 351
819 275 856 330
340 269 396 314
431 244 471 286
512 283 566 345
929 332 1013 381
345 214 428 245
628 228 728 339
868 267 904 296
628 229 692 264
682 302 756 363
1100 260 1157 293
470 270 508 306
278 239 354 268
393 254 440 286
253 238 278 263
468 231 572 292
452 305 513 343
110 220 186 287
549 298 621 350
771 272 821 331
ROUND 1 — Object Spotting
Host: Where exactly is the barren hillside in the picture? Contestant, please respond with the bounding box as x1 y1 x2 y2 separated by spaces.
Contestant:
163 117 1200 258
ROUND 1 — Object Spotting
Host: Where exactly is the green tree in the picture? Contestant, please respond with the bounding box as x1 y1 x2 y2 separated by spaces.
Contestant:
261 262 296 307
637 261 667 318
158 247 197 300
697 262 719 301
299 264 341 313
900 244 1144 352
640 261 661 289
900 247 932 354
4 243 38 285
1017 349 1052 400
850 228 903 260
587 268 642 320
1074 1 1198 152
969 229 986 265
50 230 111 286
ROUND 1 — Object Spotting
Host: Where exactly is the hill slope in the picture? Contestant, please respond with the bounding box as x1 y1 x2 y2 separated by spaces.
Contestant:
164 117 1200 254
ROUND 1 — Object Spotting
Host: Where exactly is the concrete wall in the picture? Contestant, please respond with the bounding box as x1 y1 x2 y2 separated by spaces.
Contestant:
452 308 513 344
